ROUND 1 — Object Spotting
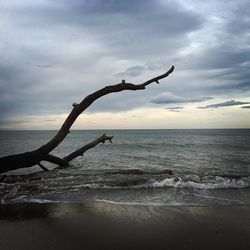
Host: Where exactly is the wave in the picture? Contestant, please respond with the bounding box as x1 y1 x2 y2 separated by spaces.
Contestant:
1 171 249 195
79 175 249 190
148 176 249 190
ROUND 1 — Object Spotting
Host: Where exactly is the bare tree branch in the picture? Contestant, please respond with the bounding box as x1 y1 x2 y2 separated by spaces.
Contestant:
63 134 113 163
44 134 113 167
43 154 68 167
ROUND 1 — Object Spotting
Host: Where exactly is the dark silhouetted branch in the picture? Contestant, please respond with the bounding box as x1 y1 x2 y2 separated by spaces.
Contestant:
44 134 113 167
37 162 49 171
63 134 113 163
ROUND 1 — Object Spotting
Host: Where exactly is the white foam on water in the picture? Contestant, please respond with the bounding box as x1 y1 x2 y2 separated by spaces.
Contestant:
9 196 59 203
149 177 249 190
95 199 180 207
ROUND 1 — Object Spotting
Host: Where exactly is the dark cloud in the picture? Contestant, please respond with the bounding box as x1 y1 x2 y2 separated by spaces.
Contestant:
151 92 212 104
165 106 184 112
165 107 184 109
173 0 250 98
241 106 250 109
225 1 250 35
198 100 250 109
3 0 203 60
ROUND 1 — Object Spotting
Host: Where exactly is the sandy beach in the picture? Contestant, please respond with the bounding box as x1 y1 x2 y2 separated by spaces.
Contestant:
0 202 249 250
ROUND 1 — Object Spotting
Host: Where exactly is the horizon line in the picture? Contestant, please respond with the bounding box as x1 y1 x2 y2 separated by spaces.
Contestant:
0 128 250 131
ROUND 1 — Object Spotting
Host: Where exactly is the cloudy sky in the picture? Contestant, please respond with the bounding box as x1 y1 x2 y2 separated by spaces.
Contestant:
0 0 249 129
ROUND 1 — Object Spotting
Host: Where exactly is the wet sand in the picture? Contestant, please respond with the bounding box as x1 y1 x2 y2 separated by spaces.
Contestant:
0 203 249 250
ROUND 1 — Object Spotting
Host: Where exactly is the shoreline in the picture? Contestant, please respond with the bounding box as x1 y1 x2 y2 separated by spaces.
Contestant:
0 202 249 250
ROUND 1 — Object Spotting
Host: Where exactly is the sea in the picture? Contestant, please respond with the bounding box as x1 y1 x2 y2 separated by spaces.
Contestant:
0 129 250 206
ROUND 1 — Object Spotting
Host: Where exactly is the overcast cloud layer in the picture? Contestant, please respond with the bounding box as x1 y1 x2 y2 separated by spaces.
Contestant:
0 0 249 128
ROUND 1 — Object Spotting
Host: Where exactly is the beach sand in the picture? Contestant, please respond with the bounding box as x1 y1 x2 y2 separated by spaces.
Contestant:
0 202 249 250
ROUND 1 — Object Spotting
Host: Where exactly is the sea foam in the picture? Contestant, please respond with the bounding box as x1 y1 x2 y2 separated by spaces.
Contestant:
149 176 249 190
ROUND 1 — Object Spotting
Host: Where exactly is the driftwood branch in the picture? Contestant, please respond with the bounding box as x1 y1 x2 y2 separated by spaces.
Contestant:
0 66 175 174
43 154 68 167
37 162 49 172
44 134 113 167
64 134 113 163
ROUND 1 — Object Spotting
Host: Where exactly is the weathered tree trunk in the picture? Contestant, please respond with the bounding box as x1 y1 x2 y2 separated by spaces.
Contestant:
0 66 174 174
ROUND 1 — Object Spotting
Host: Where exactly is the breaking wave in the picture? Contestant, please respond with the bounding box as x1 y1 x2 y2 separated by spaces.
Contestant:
148 176 249 190
79 175 249 190
1 171 249 205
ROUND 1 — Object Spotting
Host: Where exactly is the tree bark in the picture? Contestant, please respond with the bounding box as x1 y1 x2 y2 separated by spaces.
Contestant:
0 66 174 174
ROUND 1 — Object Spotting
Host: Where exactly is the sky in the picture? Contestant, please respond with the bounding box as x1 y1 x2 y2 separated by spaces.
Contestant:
0 0 249 129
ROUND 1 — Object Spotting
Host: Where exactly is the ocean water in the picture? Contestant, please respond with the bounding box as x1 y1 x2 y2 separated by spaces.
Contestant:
0 129 250 206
